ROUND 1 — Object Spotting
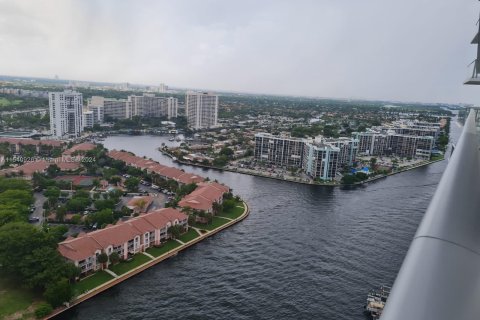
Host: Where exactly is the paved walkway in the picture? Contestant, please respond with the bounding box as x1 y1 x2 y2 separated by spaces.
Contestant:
142 251 154 259
104 269 119 278
175 239 185 245
216 216 233 221
191 227 203 235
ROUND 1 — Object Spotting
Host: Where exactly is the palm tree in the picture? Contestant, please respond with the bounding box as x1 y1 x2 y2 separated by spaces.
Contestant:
134 198 147 212
168 225 182 239
109 252 120 265
97 252 108 270
181 206 193 215
212 202 222 216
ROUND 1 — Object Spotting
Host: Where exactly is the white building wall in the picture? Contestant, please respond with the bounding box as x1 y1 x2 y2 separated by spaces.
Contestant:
185 92 218 129
49 90 84 138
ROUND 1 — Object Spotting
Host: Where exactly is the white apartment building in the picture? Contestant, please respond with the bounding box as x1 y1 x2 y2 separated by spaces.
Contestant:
89 96 132 120
49 90 84 138
303 141 341 181
89 105 104 124
185 91 218 129
167 97 178 118
83 111 94 128
158 83 168 93
128 94 178 119
83 105 104 128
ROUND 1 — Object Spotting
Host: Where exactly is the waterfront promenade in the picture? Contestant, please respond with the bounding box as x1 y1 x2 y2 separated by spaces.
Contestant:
45 202 250 320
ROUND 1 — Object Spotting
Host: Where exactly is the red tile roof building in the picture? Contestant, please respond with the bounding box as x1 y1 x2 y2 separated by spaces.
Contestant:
62 142 96 155
107 149 230 213
58 208 188 274
108 150 204 185
1 156 84 178
0 137 63 147
178 182 230 213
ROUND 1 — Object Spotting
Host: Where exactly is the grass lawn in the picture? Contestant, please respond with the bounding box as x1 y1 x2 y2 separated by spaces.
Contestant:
191 216 230 231
0 97 22 107
0 276 37 319
109 253 152 275
72 271 114 296
146 240 182 257
218 202 245 219
178 228 200 243
431 155 445 161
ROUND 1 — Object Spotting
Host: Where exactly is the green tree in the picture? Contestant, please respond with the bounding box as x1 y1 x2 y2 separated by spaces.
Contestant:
66 198 89 212
222 199 236 211
97 252 108 270
56 206 67 222
70 214 82 225
44 278 73 307
94 199 115 211
168 224 182 239
19 246 77 289
46 164 60 178
0 189 33 206
109 175 122 185
35 303 53 319
0 222 51 275
44 186 60 199
0 177 30 192
92 178 101 188
212 202 223 215
0 209 23 226
125 177 140 192
213 155 229 167
219 147 234 157
45 186 61 206
109 252 120 265
86 209 114 228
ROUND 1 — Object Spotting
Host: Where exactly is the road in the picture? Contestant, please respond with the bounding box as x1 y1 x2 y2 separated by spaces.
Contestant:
30 192 46 225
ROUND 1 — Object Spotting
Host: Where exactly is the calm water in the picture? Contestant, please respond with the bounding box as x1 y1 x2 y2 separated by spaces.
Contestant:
58 120 461 320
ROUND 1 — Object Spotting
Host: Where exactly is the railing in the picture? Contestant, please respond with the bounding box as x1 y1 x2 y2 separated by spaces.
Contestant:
381 110 480 319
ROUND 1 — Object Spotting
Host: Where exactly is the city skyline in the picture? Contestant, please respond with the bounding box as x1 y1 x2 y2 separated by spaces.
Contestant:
0 0 478 105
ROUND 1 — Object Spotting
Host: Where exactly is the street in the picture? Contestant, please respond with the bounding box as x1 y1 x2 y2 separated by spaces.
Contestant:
30 192 46 225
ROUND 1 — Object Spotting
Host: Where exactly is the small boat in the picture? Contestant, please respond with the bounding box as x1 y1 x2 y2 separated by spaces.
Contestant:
364 285 390 320
168 137 175 142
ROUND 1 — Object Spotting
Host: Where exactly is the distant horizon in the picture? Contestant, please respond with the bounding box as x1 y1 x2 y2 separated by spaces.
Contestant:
0 73 468 107
0 1 478 106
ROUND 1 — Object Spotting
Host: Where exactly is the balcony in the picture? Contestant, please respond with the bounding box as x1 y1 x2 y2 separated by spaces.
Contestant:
381 110 480 319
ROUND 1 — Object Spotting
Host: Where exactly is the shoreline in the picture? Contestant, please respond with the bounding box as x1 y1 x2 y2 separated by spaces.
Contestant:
159 149 445 187
45 201 251 320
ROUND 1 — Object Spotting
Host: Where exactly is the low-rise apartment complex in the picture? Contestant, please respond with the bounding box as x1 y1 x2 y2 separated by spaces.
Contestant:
58 208 188 274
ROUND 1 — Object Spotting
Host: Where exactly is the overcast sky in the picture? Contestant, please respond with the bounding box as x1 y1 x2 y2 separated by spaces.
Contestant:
0 0 479 104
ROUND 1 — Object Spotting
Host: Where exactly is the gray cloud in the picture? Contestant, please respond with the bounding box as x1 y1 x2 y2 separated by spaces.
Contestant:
0 0 478 103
